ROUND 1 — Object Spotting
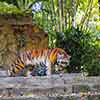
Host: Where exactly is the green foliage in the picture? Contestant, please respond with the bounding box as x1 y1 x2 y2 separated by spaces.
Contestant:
16 0 35 13
0 1 33 15
0 2 22 14
0 0 17 5
0 0 35 15
56 27 100 75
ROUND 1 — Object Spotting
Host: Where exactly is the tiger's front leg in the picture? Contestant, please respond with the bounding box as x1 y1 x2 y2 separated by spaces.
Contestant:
45 58 52 77
46 65 52 77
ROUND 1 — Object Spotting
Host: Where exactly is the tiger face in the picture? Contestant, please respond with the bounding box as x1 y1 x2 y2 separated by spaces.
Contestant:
56 52 71 67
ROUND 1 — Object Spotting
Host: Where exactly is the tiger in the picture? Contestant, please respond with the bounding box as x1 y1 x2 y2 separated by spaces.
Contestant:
9 48 71 77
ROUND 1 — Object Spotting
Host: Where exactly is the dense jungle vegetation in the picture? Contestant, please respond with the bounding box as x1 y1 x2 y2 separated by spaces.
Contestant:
0 0 100 76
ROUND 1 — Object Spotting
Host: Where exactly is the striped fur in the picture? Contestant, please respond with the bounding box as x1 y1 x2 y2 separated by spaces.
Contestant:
9 48 71 76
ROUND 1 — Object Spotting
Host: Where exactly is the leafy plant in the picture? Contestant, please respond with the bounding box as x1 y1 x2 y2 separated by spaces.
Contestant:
0 0 36 15
56 27 100 75
16 0 35 13
0 2 22 14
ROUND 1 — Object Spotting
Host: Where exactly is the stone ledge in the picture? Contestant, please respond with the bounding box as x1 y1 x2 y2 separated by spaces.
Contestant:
0 73 99 99
0 94 100 100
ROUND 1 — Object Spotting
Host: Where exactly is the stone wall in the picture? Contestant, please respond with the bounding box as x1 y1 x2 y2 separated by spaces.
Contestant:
0 14 48 69
0 73 100 100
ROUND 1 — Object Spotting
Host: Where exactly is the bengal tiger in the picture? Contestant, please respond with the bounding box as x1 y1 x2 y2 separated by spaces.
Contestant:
9 48 71 77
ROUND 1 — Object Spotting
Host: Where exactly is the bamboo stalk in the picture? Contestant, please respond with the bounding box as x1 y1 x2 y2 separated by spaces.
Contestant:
98 0 100 20
79 0 93 30
61 0 64 31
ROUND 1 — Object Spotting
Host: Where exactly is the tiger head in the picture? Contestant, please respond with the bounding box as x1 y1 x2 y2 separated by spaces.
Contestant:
56 50 71 68
50 48 71 67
